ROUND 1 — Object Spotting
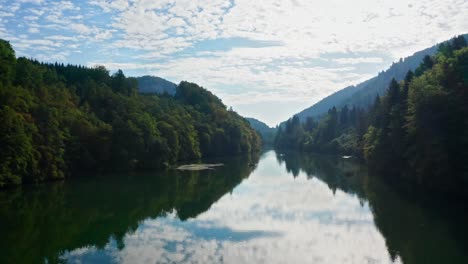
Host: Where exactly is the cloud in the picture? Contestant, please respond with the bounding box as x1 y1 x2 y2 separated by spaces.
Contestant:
332 57 384 65
70 23 92 34
45 35 78 41
89 0 131 12
17 0 45 4
0 0 467 125
27 27 39 33
29 9 45 16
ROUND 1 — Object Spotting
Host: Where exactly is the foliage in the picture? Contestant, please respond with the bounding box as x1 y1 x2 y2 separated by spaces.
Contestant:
276 106 367 156
0 39 260 187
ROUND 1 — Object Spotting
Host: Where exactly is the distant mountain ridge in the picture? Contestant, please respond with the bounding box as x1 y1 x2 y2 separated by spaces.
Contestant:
137 75 176 95
246 117 277 145
294 34 468 122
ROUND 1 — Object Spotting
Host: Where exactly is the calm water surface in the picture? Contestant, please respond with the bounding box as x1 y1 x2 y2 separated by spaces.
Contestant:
1 150 467 263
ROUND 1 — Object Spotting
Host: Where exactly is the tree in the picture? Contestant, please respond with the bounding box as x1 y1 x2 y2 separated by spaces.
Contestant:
0 39 16 85
304 116 316 132
452 35 467 50
0 106 38 186
415 55 434 76
340 105 349 128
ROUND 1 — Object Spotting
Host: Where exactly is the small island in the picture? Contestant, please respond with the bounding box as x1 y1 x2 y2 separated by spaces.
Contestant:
176 164 224 171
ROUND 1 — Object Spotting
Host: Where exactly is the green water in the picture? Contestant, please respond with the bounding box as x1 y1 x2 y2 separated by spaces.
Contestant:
1 151 467 264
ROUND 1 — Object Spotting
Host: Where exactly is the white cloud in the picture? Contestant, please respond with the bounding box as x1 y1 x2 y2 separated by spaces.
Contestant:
0 11 14 17
27 27 39 33
67 23 114 41
70 23 92 34
10 3 21 12
16 38 61 47
45 35 78 41
90 0 131 12
17 0 44 4
332 57 384 65
29 8 45 16
24 15 39 21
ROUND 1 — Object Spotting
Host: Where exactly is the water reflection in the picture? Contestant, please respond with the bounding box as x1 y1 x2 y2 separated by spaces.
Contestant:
1 151 467 263
276 151 468 264
276 152 367 198
0 153 259 264
62 151 392 263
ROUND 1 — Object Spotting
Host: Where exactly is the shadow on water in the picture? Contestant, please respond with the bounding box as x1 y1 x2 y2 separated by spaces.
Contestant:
276 151 468 264
0 153 260 264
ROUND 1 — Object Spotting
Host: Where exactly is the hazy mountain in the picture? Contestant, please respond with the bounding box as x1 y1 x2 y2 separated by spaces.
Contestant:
137 75 177 95
294 35 467 122
246 117 277 145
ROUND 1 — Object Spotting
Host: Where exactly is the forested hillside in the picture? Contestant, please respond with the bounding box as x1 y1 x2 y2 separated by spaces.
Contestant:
276 35 468 195
0 39 260 188
294 35 467 122
246 117 277 145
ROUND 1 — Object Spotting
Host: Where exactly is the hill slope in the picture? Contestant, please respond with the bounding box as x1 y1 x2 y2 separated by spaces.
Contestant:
246 117 277 145
275 35 468 196
295 35 467 121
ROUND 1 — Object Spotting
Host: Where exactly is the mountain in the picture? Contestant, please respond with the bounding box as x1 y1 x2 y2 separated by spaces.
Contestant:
136 75 176 95
246 118 277 145
295 34 467 122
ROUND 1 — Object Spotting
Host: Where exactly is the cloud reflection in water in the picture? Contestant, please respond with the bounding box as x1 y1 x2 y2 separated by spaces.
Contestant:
62 151 400 264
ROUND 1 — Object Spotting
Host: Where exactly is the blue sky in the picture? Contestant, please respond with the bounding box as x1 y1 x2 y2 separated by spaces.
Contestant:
0 0 467 126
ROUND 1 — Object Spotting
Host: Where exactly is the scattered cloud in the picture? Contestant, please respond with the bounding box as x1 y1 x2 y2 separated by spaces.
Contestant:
1 0 467 125
332 57 384 65
17 0 45 4
27 27 39 33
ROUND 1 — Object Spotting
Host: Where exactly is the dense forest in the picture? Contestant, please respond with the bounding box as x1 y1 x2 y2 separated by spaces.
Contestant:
0 39 260 188
276 35 468 195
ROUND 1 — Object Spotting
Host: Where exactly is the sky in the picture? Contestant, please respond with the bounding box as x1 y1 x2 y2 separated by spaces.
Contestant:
0 0 467 126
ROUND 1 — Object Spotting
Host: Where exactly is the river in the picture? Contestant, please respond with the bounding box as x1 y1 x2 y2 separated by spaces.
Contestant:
0 150 467 263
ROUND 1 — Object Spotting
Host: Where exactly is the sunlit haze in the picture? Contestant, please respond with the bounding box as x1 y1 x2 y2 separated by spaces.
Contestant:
1 0 467 125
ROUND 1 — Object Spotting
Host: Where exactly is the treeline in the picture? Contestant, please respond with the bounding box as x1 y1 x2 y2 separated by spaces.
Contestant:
276 35 468 195
0 39 260 187
275 105 368 155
